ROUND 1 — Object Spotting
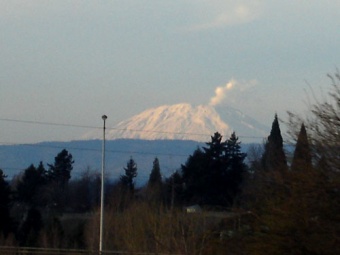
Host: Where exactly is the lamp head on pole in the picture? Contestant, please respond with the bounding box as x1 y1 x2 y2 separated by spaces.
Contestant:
102 115 107 121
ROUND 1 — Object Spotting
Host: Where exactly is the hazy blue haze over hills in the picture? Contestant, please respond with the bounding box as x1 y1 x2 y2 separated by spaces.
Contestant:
0 139 257 186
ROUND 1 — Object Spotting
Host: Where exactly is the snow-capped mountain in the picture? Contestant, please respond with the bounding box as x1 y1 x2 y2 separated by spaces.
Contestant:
84 103 269 143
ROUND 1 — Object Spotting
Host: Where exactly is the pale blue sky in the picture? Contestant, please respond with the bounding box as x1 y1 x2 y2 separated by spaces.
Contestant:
1 0 339 143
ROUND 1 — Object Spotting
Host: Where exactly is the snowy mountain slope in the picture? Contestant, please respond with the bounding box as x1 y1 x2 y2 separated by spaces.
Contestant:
214 105 269 141
84 103 268 142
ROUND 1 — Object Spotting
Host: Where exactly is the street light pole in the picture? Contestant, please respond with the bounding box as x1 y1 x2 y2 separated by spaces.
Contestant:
99 115 107 254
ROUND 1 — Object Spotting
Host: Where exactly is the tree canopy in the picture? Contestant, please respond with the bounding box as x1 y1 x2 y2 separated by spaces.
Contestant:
47 149 74 188
16 163 46 206
120 157 138 191
181 132 247 206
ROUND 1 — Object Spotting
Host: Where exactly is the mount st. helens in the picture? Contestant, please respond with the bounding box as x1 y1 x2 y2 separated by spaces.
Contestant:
84 103 269 143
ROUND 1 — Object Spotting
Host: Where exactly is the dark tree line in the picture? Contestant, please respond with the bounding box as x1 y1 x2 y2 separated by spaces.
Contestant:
15 149 74 210
179 132 247 207
0 149 74 246
114 132 248 209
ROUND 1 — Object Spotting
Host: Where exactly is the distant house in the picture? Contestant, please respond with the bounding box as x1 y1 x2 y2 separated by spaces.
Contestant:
184 204 202 213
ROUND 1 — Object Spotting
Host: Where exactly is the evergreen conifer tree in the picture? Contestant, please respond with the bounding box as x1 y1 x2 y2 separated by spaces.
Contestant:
148 157 162 188
203 132 227 161
182 132 248 206
17 163 47 206
182 132 230 205
45 150 74 210
225 132 247 205
291 123 313 171
203 132 229 205
147 157 163 203
181 147 208 204
47 149 74 188
262 114 287 171
120 157 138 191
37 161 47 177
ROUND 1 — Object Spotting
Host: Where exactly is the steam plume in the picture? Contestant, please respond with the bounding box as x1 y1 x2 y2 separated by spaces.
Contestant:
209 80 236 106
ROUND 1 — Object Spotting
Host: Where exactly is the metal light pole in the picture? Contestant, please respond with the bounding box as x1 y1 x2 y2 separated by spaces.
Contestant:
99 115 107 254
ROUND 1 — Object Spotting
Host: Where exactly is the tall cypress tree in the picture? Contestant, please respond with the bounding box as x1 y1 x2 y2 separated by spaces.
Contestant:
148 157 162 188
262 114 287 171
147 157 163 203
291 123 313 171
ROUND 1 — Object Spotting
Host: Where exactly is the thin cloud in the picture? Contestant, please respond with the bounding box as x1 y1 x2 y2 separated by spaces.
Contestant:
186 1 263 31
